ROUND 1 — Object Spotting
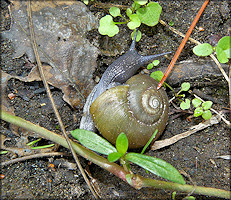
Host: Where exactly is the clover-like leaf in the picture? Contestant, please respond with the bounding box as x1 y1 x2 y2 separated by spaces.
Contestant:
136 2 162 26
202 110 212 120
127 14 141 30
216 36 231 63
125 153 185 184
150 70 164 82
180 99 190 110
193 43 213 57
194 107 203 117
202 101 213 110
71 129 117 155
192 98 201 108
109 7 121 17
98 15 119 37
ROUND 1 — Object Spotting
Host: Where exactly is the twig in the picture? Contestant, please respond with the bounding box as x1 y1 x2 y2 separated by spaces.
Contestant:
1 110 230 199
151 115 220 150
1 152 69 166
157 0 210 89
27 2 98 199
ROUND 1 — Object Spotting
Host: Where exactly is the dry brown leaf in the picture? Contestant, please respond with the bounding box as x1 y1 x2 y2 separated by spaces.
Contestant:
3 1 99 108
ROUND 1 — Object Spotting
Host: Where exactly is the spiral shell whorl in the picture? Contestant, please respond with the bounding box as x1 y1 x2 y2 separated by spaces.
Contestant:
90 74 169 149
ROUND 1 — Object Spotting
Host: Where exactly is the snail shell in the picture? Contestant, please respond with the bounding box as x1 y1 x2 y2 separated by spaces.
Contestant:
90 74 169 149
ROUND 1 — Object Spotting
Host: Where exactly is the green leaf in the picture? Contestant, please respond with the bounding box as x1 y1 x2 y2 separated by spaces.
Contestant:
150 71 164 82
127 14 141 30
193 43 213 56
184 196 196 200
125 153 185 184
134 0 148 5
152 60 160 66
108 152 123 162
126 8 132 17
71 129 117 155
98 15 119 37
141 129 158 154
202 101 213 110
168 20 174 26
0 150 8 155
147 63 154 70
132 2 141 11
194 107 203 117
125 174 133 185
30 144 54 149
116 132 128 155
136 2 162 26
180 99 190 110
181 82 190 92
192 98 201 108
131 29 141 42
202 110 212 120
216 36 231 63
109 7 121 17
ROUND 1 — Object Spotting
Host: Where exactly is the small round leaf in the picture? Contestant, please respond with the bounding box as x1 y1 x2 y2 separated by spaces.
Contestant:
216 36 231 63
98 15 119 37
194 107 203 117
136 2 162 26
192 98 201 108
147 63 154 70
152 60 160 66
202 110 212 120
127 14 141 30
109 7 121 17
180 99 190 110
134 0 148 5
193 43 213 57
150 71 164 82
202 101 213 110
181 82 190 91
126 8 132 17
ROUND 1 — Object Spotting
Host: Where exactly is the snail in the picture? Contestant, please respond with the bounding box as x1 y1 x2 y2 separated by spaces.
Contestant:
80 30 170 148
90 74 169 149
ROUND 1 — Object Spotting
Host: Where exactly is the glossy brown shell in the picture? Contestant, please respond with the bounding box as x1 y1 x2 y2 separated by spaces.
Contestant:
90 74 169 149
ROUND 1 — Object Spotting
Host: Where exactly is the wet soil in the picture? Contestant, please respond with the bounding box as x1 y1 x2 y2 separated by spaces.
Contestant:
1 0 230 199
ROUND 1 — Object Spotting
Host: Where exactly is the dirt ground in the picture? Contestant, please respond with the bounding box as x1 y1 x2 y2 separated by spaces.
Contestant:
1 0 230 199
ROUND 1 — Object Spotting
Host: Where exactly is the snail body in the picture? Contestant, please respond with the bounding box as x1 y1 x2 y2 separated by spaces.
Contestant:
80 30 171 133
90 74 169 149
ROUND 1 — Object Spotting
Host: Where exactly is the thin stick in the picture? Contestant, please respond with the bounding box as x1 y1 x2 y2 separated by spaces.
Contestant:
27 2 98 198
157 0 210 89
1 152 69 166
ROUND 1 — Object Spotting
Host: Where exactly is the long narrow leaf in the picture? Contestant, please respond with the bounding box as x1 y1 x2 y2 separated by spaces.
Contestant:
71 129 116 155
125 153 185 184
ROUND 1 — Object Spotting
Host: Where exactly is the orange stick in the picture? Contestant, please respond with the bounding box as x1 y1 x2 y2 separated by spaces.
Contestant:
157 0 210 89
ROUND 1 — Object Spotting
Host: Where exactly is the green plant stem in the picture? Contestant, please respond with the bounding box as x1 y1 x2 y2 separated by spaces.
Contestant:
114 21 128 25
1 110 230 199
